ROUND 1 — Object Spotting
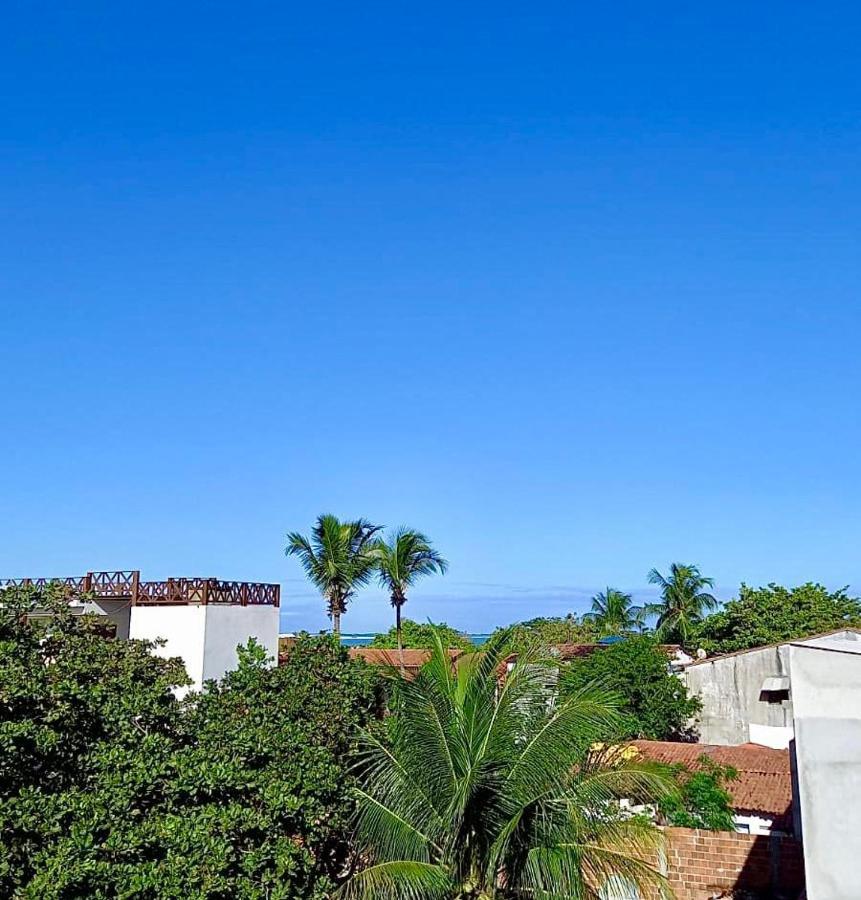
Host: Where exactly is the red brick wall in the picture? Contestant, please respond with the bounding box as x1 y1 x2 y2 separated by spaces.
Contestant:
661 827 804 899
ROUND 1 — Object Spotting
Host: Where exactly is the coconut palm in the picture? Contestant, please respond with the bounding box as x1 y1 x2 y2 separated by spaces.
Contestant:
582 588 644 637
340 628 672 900
645 563 717 645
285 514 382 636
374 528 448 662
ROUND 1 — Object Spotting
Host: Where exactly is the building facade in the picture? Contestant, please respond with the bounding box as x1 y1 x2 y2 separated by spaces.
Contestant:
2 569 281 692
683 629 861 747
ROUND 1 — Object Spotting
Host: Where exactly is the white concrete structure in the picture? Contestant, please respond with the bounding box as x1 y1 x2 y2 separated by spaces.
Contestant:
3 570 281 696
790 636 861 900
683 629 861 746
128 603 280 692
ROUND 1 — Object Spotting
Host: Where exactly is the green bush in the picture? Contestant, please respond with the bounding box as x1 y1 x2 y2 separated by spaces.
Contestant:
657 756 738 831
0 585 377 899
694 582 861 654
370 619 473 650
561 635 700 740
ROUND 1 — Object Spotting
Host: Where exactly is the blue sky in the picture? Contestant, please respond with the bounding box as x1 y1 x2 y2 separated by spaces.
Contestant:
2 3 860 633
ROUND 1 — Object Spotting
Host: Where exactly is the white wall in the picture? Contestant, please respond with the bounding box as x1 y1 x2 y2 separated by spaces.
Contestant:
129 606 208 692
88 599 132 640
790 638 861 900
128 604 279 693
748 722 793 749
684 644 793 744
200 604 279 683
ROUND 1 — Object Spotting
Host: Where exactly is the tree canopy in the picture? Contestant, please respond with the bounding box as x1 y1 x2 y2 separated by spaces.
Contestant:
561 636 701 741
0 585 378 899
285 514 382 635
373 528 448 655
342 628 672 899
694 582 861 654
492 614 598 652
582 588 644 636
645 563 717 646
370 619 473 651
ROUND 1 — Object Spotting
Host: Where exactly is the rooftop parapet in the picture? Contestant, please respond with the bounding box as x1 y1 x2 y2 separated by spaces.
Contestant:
0 570 280 607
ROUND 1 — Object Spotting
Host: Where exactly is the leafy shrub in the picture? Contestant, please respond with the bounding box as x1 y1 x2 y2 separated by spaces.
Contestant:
561 635 700 740
694 582 861 654
0 585 377 899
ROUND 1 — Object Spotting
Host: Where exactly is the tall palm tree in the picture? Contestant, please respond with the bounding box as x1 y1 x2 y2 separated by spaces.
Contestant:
645 563 717 645
340 629 672 900
374 528 448 661
582 588 644 637
285 514 382 636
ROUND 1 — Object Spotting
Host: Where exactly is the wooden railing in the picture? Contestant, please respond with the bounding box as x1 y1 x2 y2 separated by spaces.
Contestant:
0 570 280 607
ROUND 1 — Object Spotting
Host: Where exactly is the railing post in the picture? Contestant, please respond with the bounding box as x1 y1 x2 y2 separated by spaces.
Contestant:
201 579 209 606
274 585 281 608
241 583 248 607
131 570 140 605
84 572 93 594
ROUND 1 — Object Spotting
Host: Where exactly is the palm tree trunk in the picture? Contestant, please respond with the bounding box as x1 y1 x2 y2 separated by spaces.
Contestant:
395 599 405 675
332 603 341 637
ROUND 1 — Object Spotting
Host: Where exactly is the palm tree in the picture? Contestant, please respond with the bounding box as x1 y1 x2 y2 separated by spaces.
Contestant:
285 514 382 636
645 563 717 645
374 528 448 663
582 588 644 637
340 629 672 900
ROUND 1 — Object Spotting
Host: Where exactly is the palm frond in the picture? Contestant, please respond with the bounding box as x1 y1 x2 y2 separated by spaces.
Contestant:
336 861 453 900
343 623 668 899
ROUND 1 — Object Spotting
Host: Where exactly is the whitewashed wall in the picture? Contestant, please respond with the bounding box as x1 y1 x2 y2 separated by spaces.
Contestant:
128 604 278 693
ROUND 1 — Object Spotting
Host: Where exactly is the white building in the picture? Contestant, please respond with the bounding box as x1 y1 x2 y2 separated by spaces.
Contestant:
790 635 861 899
2 570 281 692
683 629 861 748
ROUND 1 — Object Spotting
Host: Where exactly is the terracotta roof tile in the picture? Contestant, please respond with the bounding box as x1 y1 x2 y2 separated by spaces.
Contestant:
348 647 464 673
630 740 793 830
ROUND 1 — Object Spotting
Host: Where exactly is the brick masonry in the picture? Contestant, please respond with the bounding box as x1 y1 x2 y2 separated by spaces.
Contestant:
659 827 804 899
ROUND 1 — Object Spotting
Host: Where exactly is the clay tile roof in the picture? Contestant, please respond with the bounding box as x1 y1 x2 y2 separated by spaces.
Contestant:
552 643 604 659
348 647 464 675
630 740 793 830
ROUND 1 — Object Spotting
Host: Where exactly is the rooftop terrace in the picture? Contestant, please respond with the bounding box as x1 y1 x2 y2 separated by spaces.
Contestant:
0 570 280 607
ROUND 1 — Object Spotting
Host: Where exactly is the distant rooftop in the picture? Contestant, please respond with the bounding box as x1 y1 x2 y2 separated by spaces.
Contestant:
790 632 861 655
0 570 280 607
348 647 465 676
685 628 861 667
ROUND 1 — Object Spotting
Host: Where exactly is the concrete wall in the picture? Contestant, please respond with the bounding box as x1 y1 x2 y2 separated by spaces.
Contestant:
200 604 279 683
87 599 132 640
127 604 279 692
129 605 208 691
790 638 861 900
684 644 793 745
685 629 861 747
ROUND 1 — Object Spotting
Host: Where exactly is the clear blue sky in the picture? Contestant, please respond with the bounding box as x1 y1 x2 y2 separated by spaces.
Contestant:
2 3 860 634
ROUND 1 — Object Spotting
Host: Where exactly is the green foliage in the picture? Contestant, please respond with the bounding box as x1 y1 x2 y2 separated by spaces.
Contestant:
373 528 448 652
694 582 861 654
342 627 674 899
286 514 382 634
645 563 717 646
657 757 738 831
0 585 378 899
493 613 598 652
561 636 701 741
583 588 645 636
370 619 472 650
